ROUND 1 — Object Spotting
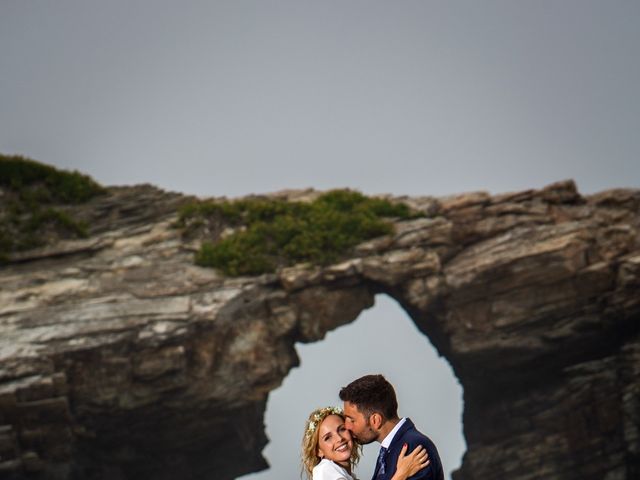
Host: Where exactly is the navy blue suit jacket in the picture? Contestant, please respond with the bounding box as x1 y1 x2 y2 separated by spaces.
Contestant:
371 418 444 480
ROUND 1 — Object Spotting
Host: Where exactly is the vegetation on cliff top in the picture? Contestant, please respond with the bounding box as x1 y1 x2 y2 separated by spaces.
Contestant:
0 155 420 275
0 154 105 262
177 190 421 276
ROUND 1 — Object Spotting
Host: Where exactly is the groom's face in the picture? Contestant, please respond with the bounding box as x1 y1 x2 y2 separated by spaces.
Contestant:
343 401 378 445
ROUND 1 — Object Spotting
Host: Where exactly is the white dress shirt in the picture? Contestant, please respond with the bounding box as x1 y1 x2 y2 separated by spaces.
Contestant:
380 417 407 449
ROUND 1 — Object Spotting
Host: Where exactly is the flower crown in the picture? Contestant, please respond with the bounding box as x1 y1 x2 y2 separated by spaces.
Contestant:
305 406 343 439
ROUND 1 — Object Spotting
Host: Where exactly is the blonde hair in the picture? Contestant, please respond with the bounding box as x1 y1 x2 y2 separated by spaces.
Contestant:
301 406 361 479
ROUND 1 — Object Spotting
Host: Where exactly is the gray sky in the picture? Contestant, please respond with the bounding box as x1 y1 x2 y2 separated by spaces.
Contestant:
1 2 639 479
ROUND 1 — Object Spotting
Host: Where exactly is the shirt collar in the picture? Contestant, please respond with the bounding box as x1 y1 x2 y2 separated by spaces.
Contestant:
380 417 407 449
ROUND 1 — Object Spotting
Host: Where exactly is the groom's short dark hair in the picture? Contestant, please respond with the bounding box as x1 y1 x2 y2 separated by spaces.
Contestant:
339 374 399 420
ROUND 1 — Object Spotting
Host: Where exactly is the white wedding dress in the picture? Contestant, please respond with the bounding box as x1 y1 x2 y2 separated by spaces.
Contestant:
312 459 355 480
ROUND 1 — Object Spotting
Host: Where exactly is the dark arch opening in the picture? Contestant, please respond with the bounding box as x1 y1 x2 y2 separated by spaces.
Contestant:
240 293 466 479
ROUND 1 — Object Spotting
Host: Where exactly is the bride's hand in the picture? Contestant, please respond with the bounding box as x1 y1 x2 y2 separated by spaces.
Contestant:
394 443 430 479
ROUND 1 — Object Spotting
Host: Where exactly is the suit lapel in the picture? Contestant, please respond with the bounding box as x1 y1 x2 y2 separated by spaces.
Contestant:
387 418 415 451
372 419 415 480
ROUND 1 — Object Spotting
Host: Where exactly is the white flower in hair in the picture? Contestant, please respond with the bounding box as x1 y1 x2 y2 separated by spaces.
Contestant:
305 406 343 438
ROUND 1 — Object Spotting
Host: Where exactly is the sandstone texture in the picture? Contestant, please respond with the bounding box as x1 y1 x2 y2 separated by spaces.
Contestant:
0 181 638 479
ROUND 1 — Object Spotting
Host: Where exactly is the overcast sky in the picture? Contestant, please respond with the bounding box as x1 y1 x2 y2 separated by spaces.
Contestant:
1 2 639 479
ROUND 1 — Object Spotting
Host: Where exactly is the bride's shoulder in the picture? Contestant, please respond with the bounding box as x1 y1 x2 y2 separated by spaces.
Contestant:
312 459 353 480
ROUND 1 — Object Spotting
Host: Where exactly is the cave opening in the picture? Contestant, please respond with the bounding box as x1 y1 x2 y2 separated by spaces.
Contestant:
239 294 466 480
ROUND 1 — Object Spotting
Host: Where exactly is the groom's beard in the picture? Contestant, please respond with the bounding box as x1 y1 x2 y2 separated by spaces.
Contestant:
353 419 378 445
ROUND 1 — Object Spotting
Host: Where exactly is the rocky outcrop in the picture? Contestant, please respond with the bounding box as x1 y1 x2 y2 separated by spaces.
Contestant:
0 181 638 479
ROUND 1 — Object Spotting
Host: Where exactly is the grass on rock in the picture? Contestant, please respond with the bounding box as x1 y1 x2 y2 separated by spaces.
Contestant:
177 189 421 276
0 154 105 261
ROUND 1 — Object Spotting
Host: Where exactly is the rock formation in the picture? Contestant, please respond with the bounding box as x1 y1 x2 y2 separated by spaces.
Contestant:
0 180 638 479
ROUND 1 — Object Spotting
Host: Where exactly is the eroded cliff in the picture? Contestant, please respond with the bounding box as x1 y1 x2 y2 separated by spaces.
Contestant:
1 180 638 479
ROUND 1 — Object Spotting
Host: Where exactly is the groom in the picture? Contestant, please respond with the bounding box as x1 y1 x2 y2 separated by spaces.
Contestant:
340 374 444 480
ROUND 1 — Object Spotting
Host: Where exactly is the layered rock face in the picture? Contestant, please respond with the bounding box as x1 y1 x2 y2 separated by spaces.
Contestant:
0 181 638 479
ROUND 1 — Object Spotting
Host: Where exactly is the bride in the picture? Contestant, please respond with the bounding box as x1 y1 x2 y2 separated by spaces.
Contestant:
301 406 429 480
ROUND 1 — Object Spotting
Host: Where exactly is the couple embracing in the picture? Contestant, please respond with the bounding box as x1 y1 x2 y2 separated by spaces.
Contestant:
301 374 444 480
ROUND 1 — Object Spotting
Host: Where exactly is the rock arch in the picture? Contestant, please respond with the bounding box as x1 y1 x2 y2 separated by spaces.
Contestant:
240 292 465 480
0 181 638 479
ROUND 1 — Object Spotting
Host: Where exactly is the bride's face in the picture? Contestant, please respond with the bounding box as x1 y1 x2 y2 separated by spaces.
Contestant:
316 414 354 467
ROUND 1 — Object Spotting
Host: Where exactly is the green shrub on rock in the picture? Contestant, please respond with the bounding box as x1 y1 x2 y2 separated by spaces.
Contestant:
0 154 104 203
0 154 104 261
179 190 421 276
